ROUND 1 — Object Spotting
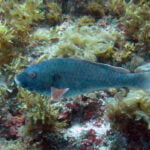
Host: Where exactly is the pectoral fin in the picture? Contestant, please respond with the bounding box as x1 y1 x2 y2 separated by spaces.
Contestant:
51 87 69 101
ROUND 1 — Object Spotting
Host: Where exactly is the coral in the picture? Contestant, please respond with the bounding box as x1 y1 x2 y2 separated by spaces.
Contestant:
106 89 150 149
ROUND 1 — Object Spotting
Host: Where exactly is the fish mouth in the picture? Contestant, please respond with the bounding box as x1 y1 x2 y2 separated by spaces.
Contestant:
14 76 21 86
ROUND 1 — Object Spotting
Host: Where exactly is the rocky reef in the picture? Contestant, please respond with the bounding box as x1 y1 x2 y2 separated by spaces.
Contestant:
0 0 150 149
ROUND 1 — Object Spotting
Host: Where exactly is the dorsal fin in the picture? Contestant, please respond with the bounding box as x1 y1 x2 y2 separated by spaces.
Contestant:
58 58 130 74
81 59 130 74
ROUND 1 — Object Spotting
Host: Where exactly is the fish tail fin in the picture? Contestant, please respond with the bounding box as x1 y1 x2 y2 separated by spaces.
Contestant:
128 72 150 89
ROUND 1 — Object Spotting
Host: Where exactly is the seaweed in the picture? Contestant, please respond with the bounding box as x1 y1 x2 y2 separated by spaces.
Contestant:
86 2 105 19
42 24 121 62
0 21 16 65
0 0 44 66
0 0 150 149
17 88 66 148
45 2 63 26
77 16 95 27
121 1 150 44
105 0 129 18
1 0 44 45
106 89 150 149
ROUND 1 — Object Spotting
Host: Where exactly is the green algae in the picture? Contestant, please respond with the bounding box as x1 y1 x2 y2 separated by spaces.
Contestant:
86 2 105 18
36 24 122 62
0 0 63 66
105 0 129 18
0 21 14 49
106 89 150 148
17 88 66 142
45 2 63 26
0 21 16 65
106 89 150 130
0 0 150 149
1 0 148 67
0 0 44 66
77 16 95 27
121 1 150 43
1 0 44 45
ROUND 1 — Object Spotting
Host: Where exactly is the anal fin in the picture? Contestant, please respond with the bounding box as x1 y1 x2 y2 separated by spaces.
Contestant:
51 87 69 101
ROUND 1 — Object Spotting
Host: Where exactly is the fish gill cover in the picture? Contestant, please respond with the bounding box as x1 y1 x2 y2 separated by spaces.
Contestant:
0 0 150 149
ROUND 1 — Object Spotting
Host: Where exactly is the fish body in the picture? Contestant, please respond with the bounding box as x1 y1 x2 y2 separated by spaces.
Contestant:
15 58 150 99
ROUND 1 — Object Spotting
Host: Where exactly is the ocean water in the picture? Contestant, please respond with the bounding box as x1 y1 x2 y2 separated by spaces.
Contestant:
0 0 150 150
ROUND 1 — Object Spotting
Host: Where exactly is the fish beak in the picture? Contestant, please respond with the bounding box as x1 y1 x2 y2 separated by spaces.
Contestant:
14 76 20 86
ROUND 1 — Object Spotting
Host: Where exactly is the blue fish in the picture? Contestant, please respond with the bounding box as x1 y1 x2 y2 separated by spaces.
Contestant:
15 58 150 100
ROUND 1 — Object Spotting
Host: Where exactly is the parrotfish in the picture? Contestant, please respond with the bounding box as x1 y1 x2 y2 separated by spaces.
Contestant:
15 58 150 100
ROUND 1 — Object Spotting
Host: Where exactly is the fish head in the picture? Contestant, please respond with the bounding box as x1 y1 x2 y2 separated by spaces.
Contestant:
15 63 53 95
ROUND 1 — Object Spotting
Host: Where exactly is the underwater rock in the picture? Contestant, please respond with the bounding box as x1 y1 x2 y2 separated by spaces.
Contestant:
0 0 150 149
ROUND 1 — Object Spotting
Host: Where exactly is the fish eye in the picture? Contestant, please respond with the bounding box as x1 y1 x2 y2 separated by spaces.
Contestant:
28 72 37 78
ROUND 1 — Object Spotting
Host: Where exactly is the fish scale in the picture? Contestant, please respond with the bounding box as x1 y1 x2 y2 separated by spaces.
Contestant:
15 58 150 100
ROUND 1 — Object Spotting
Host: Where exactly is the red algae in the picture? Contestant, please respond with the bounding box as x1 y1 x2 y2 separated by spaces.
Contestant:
0 0 150 149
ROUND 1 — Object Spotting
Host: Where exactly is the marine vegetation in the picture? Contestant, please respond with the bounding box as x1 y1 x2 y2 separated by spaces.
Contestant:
121 1 150 44
1 0 44 44
85 1 105 19
0 0 150 149
105 0 150 58
41 25 121 62
17 88 66 149
77 16 95 27
105 0 129 18
45 2 63 26
0 0 44 66
0 21 16 65
0 0 64 66
106 89 150 149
